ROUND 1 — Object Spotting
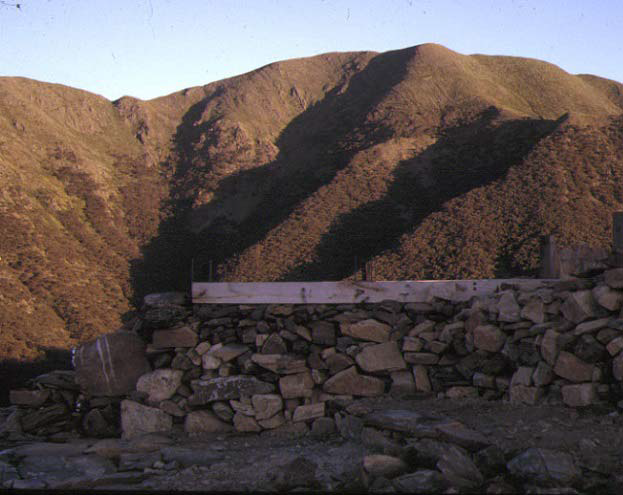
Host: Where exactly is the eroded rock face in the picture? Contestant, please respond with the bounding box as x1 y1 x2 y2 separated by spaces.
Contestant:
74 332 151 396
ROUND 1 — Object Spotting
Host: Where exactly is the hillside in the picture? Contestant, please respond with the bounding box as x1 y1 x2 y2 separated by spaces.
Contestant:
1 43 623 392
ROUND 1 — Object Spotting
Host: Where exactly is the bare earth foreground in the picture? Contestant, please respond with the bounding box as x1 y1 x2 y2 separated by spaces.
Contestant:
2 396 623 493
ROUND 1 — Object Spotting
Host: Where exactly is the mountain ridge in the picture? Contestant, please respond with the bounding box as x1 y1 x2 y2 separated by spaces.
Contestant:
1 44 622 390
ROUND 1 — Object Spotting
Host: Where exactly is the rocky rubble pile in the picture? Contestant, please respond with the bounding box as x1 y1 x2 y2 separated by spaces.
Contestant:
7 267 623 442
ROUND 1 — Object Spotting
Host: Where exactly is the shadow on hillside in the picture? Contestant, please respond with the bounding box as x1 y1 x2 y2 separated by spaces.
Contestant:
282 109 564 281
128 46 421 292
0 348 72 406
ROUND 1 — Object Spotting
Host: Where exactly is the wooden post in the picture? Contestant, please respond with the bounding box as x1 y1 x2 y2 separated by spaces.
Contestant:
539 235 560 278
613 212 623 253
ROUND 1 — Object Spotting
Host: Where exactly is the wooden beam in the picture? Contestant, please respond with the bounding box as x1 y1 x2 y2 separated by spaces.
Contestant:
192 279 558 305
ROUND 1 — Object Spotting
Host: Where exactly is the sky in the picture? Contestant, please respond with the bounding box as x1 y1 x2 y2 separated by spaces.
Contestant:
0 0 621 101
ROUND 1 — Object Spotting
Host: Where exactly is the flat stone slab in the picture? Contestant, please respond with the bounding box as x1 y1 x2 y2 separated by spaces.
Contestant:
189 376 275 405
363 409 451 437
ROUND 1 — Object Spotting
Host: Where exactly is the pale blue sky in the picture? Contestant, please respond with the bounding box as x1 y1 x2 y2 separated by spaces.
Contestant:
1 0 621 101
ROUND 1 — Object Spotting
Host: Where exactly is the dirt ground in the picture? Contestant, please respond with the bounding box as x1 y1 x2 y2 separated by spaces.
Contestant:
3 396 623 492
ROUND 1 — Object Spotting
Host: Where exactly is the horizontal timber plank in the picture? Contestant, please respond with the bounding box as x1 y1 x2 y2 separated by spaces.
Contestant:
192 279 558 304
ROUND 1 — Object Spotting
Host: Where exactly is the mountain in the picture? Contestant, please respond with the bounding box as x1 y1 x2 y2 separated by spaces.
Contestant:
1 43 623 391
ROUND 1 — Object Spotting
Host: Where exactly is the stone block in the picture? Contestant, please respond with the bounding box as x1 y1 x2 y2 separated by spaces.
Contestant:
189 376 275 405
573 317 611 336
553 351 594 383
310 321 336 345
252 394 283 420
402 336 424 352
136 368 184 403
233 412 261 432
355 342 406 372
152 326 198 348
323 366 385 396
9 390 49 407
540 329 560 366
607 336 623 356
473 325 506 352
592 285 623 311
325 353 354 375
279 372 314 399
121 400 172 439
562 383 597 407
404 352 439 365
413 365 432 392
561 291 597 324
293 402 325 422
520 299 546 324
258 412 286 430
446 386 478 399
363 454 408 479
605 268 623 289
497 292 521 322
390 370 415 397
185 410 232 434
341 319 391 342
510 385 543 405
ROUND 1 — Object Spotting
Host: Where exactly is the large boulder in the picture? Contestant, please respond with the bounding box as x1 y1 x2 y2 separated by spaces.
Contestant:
74 332 151 396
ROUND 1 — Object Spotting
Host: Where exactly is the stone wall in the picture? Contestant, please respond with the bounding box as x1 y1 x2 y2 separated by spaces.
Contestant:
7 267 623 440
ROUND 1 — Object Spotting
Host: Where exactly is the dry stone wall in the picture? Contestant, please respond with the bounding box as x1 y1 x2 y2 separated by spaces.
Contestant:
7 267 623 440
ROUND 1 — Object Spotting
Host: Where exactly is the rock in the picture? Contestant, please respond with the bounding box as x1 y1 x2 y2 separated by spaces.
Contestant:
393 470 445 493
473 325 507 352
143 305 190 328
410 319 436 336
311 417 336 437
364 409 446 436
611 353 623 381
592 285 623 311
363 454 408 479
74 332 151 396
161 446 223 467
118 451 162 471
144 292 188 307
605 268 623 289
17 454 116 484
9 389 50 407
446 386 478 399
209 343 249 362
251 354 308 374
325 352 355 375
171 353 194 370
310 321 337 345
607 336 623 356
229 399 255 416
188 376 275 405
152 326 198 348
521 299 546 324
336 414 364 440
184 410 233 433
233 412 261 432
341 319 391 342
258 412 286 430
541 329 561 366
323 366 385 396
475 445 506 478
0 460 20 486
261 333 287 354
82 408 117 437
511 366 534 387
573 317 611 336
20 403 69 432
561 383 597 407
473 372 496 388
211 401 234 422
279 372 314 399
507 448 581 485
201 354 222 370
270 456 320 491
136 368 184 403
293 402 325 422
497 292 521 322
390 370 416 397
561 291 597 324
402 337 424 352
252 394 283 420
121 400 172 439
532 362 554 387
435 421 491 451
355 342 406 372
30 370 79 390
159 399 185 417
553 351 594 382
437 444 484 489
413 365 432 392
510 385 543 405
403 352 439 365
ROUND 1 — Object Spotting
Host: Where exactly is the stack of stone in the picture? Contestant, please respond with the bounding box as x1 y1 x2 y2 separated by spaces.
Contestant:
10 261 623 440
5 371 81 439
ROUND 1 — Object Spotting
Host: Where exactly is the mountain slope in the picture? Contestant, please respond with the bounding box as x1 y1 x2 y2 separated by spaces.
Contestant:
1 44 623 388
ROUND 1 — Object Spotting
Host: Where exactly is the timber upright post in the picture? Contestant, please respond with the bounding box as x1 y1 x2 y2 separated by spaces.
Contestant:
612 212 623 266
540 235 560 278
